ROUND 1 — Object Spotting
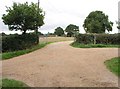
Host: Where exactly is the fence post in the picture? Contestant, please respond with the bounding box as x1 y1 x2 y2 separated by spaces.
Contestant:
93 33 96 44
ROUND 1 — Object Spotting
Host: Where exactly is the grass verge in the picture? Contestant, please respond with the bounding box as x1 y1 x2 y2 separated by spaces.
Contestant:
1 78 29 88
104 57 120 76
2 42 50 60
71 42 120 48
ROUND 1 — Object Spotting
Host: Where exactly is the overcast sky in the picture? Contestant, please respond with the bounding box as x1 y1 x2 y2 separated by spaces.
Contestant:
0 0 119 34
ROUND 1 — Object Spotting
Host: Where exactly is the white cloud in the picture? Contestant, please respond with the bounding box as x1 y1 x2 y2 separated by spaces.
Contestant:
0 0 119 34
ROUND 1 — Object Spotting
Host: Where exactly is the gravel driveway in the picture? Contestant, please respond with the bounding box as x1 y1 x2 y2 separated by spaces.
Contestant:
2 41 119 87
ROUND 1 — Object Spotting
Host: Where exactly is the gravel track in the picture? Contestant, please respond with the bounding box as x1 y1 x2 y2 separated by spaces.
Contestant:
2 41 119 87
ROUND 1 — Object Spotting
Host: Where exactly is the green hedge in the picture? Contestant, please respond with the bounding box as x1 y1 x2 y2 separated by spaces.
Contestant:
96 34 120 44
75 33 120 45
2 33 39 52
75 34 94 44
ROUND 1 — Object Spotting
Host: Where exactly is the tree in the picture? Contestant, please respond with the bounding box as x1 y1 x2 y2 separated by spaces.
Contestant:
65 24 79 37
83 11 113 33
54 27 64 36
1 32 6 36
33 31 43 36
38 31 44 36
116 19 120 30
2 2 45 34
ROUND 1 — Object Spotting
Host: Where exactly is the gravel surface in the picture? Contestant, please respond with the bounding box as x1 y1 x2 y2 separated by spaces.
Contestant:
2 41 119 87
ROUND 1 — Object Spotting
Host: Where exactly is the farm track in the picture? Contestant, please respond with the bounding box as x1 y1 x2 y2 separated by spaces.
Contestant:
2 41 119 87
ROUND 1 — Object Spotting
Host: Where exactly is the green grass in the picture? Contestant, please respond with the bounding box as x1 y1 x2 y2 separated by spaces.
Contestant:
1 78 29 88
71 42 120 48
2 42 50 60
104 57 120 76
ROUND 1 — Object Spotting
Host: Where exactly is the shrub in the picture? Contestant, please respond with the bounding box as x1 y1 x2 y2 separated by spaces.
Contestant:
75 33 120 45
96 34 120 45
75 34 94 44
2 33 39 52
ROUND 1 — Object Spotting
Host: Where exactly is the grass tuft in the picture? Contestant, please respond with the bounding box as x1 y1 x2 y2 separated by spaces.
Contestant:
1 78 29 88
71 42 120 48
2 42 51 60
104 57 120 76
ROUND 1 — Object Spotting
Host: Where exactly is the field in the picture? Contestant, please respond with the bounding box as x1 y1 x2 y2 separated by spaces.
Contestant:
39 37 74 43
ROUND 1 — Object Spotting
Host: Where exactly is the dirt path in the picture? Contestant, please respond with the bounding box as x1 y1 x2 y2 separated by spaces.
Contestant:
2 41 119 87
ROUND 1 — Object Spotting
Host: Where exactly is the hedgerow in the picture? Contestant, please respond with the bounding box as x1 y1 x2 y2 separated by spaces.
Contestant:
2 33 39 52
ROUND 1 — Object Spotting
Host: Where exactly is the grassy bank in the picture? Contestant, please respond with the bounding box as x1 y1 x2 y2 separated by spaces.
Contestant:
1 78 28 88
71 42 120 48
104 57 120 76
2 42 50 60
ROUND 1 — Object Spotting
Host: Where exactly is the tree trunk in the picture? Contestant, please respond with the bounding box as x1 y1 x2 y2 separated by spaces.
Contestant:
22 30 26 34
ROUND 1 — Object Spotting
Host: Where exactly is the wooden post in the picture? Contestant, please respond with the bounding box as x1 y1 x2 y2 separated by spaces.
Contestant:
94 34 96 44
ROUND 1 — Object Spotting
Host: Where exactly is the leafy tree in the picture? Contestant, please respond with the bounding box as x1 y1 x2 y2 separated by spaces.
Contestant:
65 24 79 37
2 2 45 34
48 33 54 35
54 27 64 36
38 31 44 36
1 32 6 36
116 19 120 30
83 11 113 33
33 31 44 36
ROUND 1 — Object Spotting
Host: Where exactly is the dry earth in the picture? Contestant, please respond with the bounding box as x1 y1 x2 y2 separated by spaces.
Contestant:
2 41 119 87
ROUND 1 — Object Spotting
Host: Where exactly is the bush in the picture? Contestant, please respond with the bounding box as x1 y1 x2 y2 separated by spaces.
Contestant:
2 33 39 52
96 34 120 45
75 34 94 44
75 33 120 45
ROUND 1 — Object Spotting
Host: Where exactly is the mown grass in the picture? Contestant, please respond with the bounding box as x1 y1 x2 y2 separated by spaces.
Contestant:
1 78 29 89
2 42 50 60
71 42 120 48
104 57 120 76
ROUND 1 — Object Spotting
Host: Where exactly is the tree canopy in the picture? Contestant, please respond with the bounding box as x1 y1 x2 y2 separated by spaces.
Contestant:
54 27 64 36
65 24 79 37
2 2 45 34
83 11 113 33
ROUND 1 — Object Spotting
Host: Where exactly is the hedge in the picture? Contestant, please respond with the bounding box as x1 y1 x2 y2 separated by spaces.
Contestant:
2 33 39 52
75 33 120 45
